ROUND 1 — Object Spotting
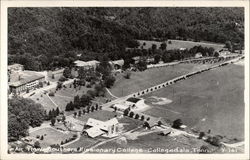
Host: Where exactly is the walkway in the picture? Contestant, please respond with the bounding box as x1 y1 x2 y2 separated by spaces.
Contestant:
105 87 119 99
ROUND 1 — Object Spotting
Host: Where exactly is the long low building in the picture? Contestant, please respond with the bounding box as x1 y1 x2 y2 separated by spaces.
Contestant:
8 71 45 93
74 60 100 70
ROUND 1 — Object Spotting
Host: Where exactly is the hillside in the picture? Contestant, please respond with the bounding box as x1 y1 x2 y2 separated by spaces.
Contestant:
8 7 244 71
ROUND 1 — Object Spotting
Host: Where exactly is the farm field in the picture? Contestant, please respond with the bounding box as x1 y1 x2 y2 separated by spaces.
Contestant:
110 63 215 97
142 63 244 140
29 128 75 148
138 39 224 50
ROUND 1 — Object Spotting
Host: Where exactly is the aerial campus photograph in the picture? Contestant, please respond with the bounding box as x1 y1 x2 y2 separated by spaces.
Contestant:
6 7 245 154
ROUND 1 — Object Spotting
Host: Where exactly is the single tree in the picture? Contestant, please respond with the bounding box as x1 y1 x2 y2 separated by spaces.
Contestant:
51 118 56 126
34 141 41 148
199 132 206 139
172 119 183 129
135 114 140 119
129 111 134 118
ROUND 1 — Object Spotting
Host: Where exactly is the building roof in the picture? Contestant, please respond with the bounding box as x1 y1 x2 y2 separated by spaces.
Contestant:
8 63 23 69
86 118 118 131
8 71 45 87
146 117 163 127
109 59 124 66
74 60 100 67
126 97 142 103
113 104 129 110
85 127 105 138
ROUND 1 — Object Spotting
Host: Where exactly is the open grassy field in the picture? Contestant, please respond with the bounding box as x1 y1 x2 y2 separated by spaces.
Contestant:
138 39 224 50
142 63 244 140
29 83 92 112
110 63 214 97
76 110 119 122
65 136 99 149
29 128 75 148
95 131 216 154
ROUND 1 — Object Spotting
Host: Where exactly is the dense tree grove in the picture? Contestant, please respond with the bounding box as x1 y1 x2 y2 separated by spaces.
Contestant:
8 98 46 141
8 8 244 71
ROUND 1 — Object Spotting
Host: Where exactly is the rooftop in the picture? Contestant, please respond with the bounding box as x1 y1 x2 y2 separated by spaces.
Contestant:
109 59 124 66
9 71 45 87
86 118 118 131
8 63 23 69
126 97 142 103
74 60 100 67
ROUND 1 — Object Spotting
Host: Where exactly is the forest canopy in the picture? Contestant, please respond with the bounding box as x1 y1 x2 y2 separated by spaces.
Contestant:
8 7 244 71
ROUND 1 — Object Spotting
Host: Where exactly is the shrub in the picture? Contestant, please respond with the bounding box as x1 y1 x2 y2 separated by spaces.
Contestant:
140 115 145 121
129 112 134 118
48 91 55 96
172 119 183 129
124 71 131 79
86 84 92 88
34 141 41 148
135 114 140 119
123 109 129 116
198 132 206 139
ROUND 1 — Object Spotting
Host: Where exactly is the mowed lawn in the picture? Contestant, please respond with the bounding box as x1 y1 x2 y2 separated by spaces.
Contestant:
110 63 212 97
29 128 75 148
142 64 244 140
29 83 93 112
65 136 99 149
138 39 224 50
96 132 215 154
76 110 119 122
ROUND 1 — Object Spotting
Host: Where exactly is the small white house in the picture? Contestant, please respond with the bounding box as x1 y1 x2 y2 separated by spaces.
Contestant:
195 52 203 58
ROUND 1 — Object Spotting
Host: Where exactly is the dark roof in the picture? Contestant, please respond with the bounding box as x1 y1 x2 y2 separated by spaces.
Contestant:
126 97 141 103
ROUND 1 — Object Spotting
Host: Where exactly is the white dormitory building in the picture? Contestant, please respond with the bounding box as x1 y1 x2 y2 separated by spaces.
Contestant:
74 60 100 70
8 64 45 94
74 59 125 72
83 118 120 138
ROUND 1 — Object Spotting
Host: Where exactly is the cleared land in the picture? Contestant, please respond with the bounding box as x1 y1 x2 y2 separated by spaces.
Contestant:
138 39 224 50
65 136 99 149
29 128 75 148
95 131 216 154
142 63 244 140
29 83 93 112
76 110 119 122
110 63 215 97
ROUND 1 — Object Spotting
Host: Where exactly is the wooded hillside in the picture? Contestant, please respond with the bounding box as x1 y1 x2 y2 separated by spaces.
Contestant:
8 7 244 70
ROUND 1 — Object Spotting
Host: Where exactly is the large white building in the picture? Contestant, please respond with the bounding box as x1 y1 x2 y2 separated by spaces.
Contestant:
74 60 100 70
83 118 119 138
8 70 45 94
